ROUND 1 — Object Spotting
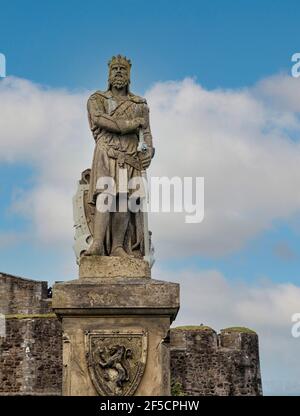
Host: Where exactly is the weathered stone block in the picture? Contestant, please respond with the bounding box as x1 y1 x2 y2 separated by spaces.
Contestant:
79 255 151 279
53 276 179 396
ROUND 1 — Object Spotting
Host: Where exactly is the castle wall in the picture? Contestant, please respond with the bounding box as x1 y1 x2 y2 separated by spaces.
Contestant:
170 326 263 396
0 273 61 395
0 317 62 395
0 272 51 315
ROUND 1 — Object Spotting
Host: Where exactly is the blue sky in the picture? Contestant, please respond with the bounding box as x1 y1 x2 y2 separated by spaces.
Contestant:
1 0 300 395
0 0 299 90
0 0 299 281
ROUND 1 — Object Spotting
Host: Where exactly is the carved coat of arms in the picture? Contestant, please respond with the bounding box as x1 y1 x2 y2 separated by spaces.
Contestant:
85 329 148 396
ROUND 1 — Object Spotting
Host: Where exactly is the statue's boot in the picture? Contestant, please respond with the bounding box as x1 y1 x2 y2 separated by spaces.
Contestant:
110 211 132 257
110 246 130 257
84 239 103 256
85 209 109 256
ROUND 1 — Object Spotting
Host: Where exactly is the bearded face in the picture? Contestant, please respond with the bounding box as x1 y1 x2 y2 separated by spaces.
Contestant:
109 64 130 89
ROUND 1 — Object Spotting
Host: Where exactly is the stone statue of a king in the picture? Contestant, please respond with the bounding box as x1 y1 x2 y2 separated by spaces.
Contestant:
83 55 155 259
54 56 179 397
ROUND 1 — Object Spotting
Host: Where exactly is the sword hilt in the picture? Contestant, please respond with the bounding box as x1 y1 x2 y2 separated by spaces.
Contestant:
138 128 148 154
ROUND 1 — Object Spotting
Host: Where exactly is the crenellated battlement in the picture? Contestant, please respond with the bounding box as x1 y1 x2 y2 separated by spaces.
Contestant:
170 326 262 396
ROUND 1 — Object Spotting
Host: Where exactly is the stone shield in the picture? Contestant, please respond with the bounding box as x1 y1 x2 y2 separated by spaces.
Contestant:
72 169 95 263
85 329 148 396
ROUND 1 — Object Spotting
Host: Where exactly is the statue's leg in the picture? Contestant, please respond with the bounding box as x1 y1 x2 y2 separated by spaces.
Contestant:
110 193 131 257
85 193 112 256
110 211 130 257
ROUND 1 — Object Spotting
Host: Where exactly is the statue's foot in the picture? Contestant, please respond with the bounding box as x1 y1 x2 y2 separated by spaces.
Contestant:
84 239 103 256
110 246 131 258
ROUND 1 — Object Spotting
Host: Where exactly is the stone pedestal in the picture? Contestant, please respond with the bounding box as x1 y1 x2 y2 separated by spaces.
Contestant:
79 255 151 279
52 256 179 396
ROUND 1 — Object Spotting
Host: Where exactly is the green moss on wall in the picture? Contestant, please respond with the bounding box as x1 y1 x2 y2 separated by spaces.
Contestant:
221 326 256 334
5 313 56 319
174 325 214 331
171 379 186 396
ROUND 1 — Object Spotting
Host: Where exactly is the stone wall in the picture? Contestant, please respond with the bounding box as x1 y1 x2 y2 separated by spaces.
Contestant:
170 326 262 396
0 317 62 395
0 272 51 315
0 273 61 395
0 273 262 396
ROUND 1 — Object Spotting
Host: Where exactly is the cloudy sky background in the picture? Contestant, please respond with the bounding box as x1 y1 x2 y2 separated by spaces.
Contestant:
1 0 300 395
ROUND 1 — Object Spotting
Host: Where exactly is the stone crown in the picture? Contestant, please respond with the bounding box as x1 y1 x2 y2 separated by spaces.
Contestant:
108 54 132 71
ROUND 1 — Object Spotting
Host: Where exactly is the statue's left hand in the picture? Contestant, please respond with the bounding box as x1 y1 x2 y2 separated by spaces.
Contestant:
140 149 153 170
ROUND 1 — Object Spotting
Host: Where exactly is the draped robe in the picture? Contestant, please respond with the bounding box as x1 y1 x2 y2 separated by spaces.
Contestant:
87 89 153 257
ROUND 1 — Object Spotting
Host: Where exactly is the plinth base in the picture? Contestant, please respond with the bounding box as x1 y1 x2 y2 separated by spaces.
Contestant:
53 276 179 396
79 255 151 279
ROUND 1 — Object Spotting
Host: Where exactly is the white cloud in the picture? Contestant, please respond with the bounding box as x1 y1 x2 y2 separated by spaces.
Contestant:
1 74 300 257
254 72 300 112
146 76 300 259
0 76 91 244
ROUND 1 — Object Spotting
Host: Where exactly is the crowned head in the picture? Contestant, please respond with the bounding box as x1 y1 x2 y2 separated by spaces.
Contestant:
108 55 132 91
